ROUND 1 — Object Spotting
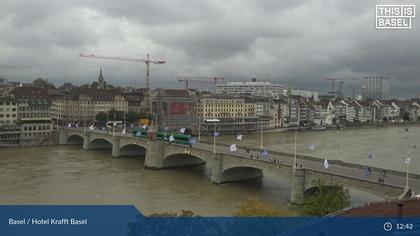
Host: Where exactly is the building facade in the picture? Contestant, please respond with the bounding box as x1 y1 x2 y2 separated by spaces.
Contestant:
215 79 286 97
152 89 198 132
0 95 20 145
197 94 273 134
10 86 54 145
51 88 128 125
362 76 391 100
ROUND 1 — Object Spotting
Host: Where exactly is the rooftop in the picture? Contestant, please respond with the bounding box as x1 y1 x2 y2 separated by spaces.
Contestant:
337 198 420 217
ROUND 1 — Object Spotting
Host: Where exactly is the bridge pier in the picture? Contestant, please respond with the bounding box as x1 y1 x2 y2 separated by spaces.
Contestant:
82 132 90 150
111 136 120 158
144 140 164 169
211 154 223 184
58 129 68 145
291 168 305 205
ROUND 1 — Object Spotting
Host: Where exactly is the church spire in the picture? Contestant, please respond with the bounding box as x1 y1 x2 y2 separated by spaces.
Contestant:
98 67 105 89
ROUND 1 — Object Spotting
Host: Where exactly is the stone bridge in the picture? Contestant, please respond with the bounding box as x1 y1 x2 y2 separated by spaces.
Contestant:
59 128 409 204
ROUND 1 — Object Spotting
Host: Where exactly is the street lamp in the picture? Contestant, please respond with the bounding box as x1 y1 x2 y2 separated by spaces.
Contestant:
260 117 263 150
205 118 220 154
293 128 297 169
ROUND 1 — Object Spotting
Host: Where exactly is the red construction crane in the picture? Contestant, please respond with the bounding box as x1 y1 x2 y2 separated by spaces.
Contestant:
342 78 360 99
338 81 344 98
79 53 166 91
79 53 165 115
176 76 224 90
324 78 336 97
324 77 360 98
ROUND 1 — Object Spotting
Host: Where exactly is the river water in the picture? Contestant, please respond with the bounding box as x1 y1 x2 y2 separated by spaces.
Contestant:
203 125 420 174
2 126 416 216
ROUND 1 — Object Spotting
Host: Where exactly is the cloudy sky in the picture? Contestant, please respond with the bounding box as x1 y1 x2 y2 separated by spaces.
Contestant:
0 0 419 98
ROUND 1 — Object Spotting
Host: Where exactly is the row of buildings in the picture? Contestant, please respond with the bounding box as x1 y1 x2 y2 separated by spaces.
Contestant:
0 72 418 144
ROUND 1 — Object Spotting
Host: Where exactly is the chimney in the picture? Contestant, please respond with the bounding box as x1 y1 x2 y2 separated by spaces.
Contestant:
252 78 257 82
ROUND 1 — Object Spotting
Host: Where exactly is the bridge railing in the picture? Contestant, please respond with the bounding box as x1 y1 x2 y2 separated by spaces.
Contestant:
199 140 420 181
63 128 420 181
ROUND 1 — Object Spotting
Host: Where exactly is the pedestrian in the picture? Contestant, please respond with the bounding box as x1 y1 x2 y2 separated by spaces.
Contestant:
383 169 386 177
300 164 303 169
377 177 381 183
256 155 259 160
250 155 253 159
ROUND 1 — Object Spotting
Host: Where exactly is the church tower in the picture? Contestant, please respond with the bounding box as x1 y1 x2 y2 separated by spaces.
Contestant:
98 67 105 89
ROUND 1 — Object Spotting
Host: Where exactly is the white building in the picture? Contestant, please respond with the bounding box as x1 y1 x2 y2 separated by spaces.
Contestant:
290 89 319 101
216 80 286 97
0 97 18 125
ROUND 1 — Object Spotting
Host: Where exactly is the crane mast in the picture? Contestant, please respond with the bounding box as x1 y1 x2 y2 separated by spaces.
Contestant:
176 76 224 90
79 53 166 114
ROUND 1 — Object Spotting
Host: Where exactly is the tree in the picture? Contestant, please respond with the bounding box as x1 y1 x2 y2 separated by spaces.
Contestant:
95 109 125 124
402 111 410 122
234 197 293 217
148 210 195 217
58 82 75 91
287 86 293 96
91 81 99 89
33 78 56 89
127 111 148 123
298 178 350 216
95 112 108 124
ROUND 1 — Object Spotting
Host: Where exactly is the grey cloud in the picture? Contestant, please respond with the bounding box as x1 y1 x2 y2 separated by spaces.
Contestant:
0 0 419 98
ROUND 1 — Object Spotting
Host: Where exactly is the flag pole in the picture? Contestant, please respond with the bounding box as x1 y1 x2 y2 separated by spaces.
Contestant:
260 118 263 150
340 127 343 161
405 159 409 191
213 122 216 154
405 146 412 191
198 114 201 141
293 129 297 169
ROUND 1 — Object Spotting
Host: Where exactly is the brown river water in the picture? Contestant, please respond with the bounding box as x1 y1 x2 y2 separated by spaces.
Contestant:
2 126 415 215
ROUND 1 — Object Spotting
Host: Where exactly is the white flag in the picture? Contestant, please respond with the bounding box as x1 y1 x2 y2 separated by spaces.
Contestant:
121 128 126 134
67 123 72 128
142 125 147 129
236 134 243 141
229 144 237 152
309 143 316 151
180 128 186 133
405 157 411 165
324 158 329 169
169 135 174 142
89 125 94 131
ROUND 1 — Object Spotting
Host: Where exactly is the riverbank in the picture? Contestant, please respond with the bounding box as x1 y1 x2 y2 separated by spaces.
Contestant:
278 121 420 133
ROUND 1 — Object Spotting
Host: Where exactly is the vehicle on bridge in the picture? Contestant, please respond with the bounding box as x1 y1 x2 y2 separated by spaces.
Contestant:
132 127 196 146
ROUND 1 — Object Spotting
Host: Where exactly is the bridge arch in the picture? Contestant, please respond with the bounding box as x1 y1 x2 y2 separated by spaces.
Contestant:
88 138 113 150
68 134 84 145
118 143 147 157
163 153 206 168
221 166 263 183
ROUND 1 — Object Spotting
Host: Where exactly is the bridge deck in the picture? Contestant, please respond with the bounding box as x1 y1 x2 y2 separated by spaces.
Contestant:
65 128 419 194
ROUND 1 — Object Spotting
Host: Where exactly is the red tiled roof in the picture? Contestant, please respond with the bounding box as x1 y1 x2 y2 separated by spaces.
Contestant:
337 198 420 216
10 86 49 99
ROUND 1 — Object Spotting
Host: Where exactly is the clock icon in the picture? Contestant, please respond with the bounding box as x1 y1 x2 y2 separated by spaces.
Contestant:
384 222 393 232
